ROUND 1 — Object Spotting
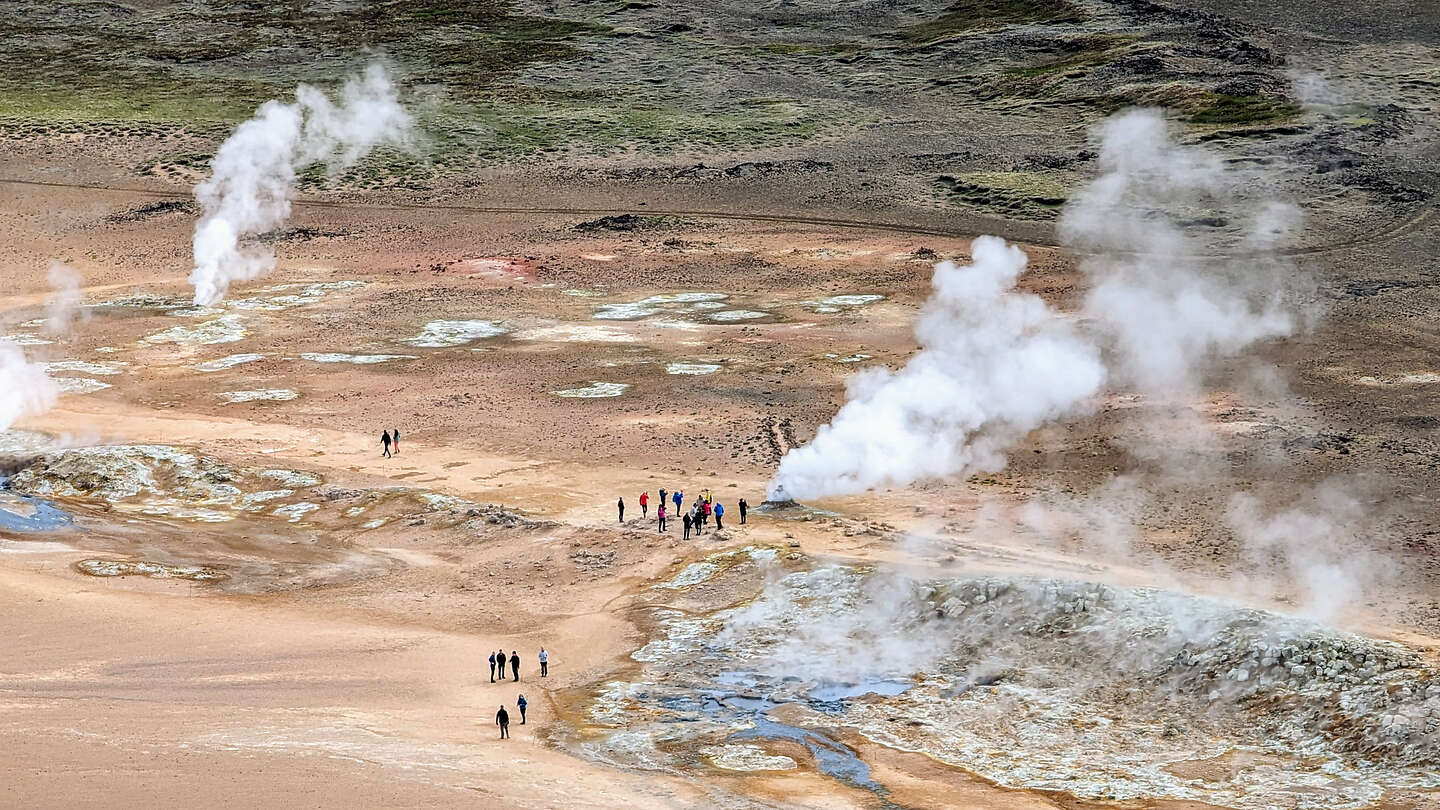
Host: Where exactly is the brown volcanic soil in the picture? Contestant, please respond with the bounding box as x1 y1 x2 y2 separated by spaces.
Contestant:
1 0 1440 804
1 171 1438 808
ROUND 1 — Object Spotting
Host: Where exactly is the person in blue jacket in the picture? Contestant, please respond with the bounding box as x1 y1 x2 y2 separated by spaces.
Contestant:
713 501 725 530
517 694 528 725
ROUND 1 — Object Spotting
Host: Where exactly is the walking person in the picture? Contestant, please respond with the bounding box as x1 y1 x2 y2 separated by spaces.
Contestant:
489 651 497 683
682 510 692 541
640 491 649 518
496 705 510 739
381 430 392 458
510 650 520 681
617 496 625 523
739 498 748 525
517 694 528 724
657 504 667 532
497 649 507 680
714 501 724 530
539 647 549 677
391 428 400 456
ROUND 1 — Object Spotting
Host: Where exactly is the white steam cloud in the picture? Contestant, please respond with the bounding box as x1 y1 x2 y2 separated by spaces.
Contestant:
190 63 412 305
0 261 79 432
44 261 86 336
765 108 1380 622
769 108 1302 501
1065 110 1299 395
0 341 57 432
768 236 1105 500
1225 480 1391 621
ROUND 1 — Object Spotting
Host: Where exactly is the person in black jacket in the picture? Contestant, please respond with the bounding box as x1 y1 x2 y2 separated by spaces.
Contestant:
510 650 520 681
496 705 510 739
488 651 497 683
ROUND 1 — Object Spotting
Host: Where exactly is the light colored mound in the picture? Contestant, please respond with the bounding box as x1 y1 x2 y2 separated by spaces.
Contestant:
404 320 509 347
552 382 631 398
219 389 298 403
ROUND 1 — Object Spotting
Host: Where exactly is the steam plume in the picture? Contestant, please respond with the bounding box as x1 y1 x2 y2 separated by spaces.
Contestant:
768 236 1105 500
0 341 57 432
770 108 1305 500
190 63 412 305
1064 109 1299 396
44 261 86 335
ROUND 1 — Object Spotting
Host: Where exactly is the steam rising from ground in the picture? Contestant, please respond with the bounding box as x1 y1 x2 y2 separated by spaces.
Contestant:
769 236 1104 499
766 108 1386 622
44 261 86 335
601 548 1440 808
0 262 79 430
190 64 412 305
770 108 1301 501
0 342 56 432
1064 111 1301 396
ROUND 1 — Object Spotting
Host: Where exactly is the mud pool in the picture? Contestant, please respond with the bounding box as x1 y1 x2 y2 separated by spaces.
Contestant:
0 478 73 532
574 549 1440 810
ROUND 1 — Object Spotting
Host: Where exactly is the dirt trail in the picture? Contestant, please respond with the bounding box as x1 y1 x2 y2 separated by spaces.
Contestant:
0 176 1431 259
0 564 708 809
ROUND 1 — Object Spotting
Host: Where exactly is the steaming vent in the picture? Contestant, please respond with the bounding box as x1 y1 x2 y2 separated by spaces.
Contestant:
0 454 43 478
584 552 1440 809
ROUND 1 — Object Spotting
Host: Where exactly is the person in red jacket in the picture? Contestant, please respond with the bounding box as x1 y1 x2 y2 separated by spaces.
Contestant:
640 491 649 518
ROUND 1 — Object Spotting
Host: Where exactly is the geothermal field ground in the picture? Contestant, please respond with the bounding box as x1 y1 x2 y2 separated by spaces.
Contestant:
3 1 1440 808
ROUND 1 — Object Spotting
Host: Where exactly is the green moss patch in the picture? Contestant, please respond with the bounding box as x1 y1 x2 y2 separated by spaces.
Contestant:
935 171 1072 219
901 0 1082 46
1185 92 1302 125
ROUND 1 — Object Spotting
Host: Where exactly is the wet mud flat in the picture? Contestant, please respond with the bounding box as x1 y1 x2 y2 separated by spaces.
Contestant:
563 547 1440 810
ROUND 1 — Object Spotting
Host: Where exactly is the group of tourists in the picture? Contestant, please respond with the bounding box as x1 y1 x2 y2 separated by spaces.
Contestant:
619 488 749 539
492 648 548 739
490 647 549 682
489 649 521 681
